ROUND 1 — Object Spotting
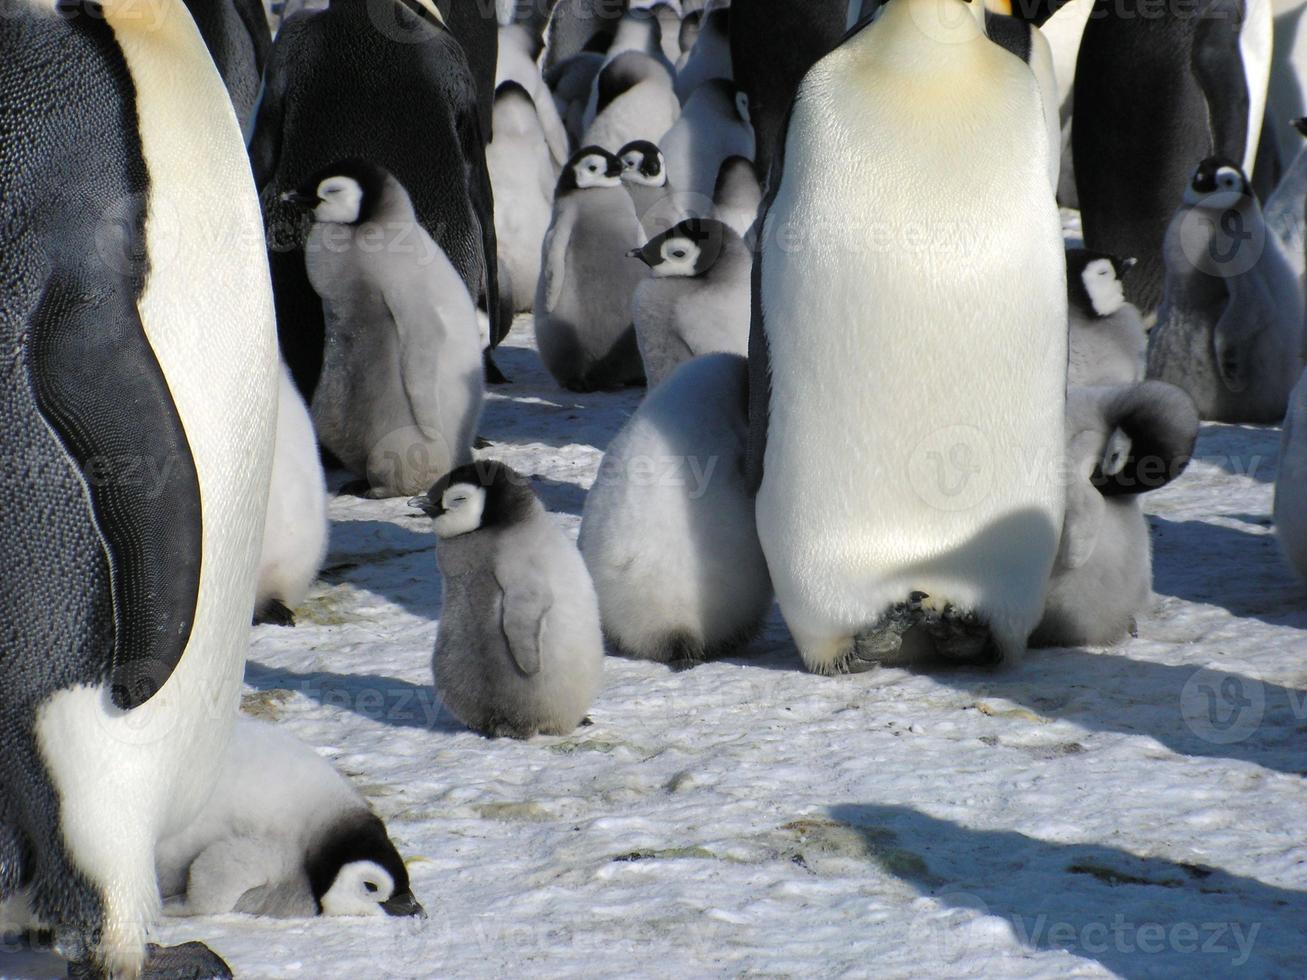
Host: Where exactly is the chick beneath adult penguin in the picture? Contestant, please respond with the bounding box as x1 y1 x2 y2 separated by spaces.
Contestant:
629 218 752 388
412 461 604 739
580 354 773 667
289 159 485 497
1031 381 1199 647
156 717 423 919
1066 248 1147 387
535 147 648 391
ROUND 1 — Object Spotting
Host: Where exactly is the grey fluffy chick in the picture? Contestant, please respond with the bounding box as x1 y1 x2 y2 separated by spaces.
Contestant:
411 461 603 738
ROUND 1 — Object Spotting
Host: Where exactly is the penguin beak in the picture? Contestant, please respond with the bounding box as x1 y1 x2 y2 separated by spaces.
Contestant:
626 247 644 259
408 495 439 517
280 190 320 212
381 890 425 918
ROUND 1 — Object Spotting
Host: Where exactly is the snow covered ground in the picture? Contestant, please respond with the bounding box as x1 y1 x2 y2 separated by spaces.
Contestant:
6 319 1307 979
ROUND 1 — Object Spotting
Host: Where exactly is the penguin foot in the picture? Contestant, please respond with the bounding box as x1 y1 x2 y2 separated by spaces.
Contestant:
843 596 925 672
68 942 232 980
919 603 1001 665
253 599 296 628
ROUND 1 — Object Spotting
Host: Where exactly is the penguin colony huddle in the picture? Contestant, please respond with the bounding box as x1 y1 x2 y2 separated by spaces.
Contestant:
2 0 1307 975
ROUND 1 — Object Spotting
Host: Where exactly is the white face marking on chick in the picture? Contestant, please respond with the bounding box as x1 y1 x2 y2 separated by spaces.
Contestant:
652 236 702 278
574 153 620 189
313 176 365 224
620 151 666 188
1184 165 1246 209
1082 258 1125 317
433 483 487 538
320 861 395 917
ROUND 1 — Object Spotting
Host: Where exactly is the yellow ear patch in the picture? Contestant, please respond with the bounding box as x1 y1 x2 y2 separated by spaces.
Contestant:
984 0 1014 14
411 0 446 26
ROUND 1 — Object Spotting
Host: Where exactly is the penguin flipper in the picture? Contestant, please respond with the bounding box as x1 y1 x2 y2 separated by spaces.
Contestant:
1212 272 1271 395
1061 476 1106 570
540 208 577 313
744 230 771 496
494 575 548 677
30 268 203 710
247 13 302 189
1192 0 1251 167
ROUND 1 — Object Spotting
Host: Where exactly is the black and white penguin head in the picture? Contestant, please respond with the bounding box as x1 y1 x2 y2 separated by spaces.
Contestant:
628 218 730 278
410 461 538 539
283 158 395 225
307 813 423 918
557 147 624 196
1183 157 1252 211
1066 249 1136 319
617 140 667 189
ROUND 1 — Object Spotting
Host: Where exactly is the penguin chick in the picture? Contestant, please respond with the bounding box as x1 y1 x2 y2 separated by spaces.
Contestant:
488 82 557 314
579 354 773 667
1275 366 1307 581
1066 248 1147 387
658 78 754 203
1149 158 1306 423
411 461 604 738
1262 117 1307 285
629 217 752 388
712 155 762 241
618 139 686 238
255 362 329 626
546 50 606 151
495 23 571 167
289 158 485 496
156 717 423 919
535 147 648 391
1031 381 1199 648
581 51 681 154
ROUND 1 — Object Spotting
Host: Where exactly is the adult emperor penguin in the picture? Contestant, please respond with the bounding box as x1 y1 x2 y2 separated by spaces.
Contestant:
1066 249 1147 387
156 718 422 919
629 218 752 387
1031 382 1199 647
255 364 329 627
248 0 503 400
580 354 774 667
487 82 559 313
1073 0 1273 316
290 160 486 497
411 461 605 739
1149 158 1305 423
182 0 271 125
536 147 648 391
1275 366 1307 582
0 1 278 976
658 79 756 203
748 0 1067 673
674 5 732 102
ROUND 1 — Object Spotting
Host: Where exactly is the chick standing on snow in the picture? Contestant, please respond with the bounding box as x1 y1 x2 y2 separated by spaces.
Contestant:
411 461 604 738
155 717 422 919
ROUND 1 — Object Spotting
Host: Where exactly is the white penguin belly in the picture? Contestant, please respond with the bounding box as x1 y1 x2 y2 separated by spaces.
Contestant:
756 41 1066 663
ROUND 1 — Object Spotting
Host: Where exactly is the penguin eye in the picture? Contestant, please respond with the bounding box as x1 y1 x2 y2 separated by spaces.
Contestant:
364 881 379 894
672 250 687 259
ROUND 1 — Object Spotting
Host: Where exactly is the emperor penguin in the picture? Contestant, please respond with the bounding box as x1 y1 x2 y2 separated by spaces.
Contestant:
580 354 774 667
1275 366 1307 582
156 718 422 919
1149 158 1306 423
629 218 753 387
617 139 686 237
248 0 503 401
255 364 329 627
488 82 559 314
674 6 733 102
1031 382 1199 647
729 0 850 180
1073 0 1274 316
983 2 1062 191
582 51 682 153
658 79 756 203
289 159 486 497
536 147 649 391
411 461 605 739
1065 249 1147 387
713 156 764 241
748 0 1068 674
496 23 572 167
1262 117 1307 284
182 0 271 126
0 2 278 976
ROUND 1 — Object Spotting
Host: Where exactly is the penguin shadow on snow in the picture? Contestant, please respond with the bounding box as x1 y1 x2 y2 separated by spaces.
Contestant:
825 804 1306 977
1188 424 1280 485
1149 514 1307 628
926 649 1307 776
244 660 463 734
315 516 442 621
